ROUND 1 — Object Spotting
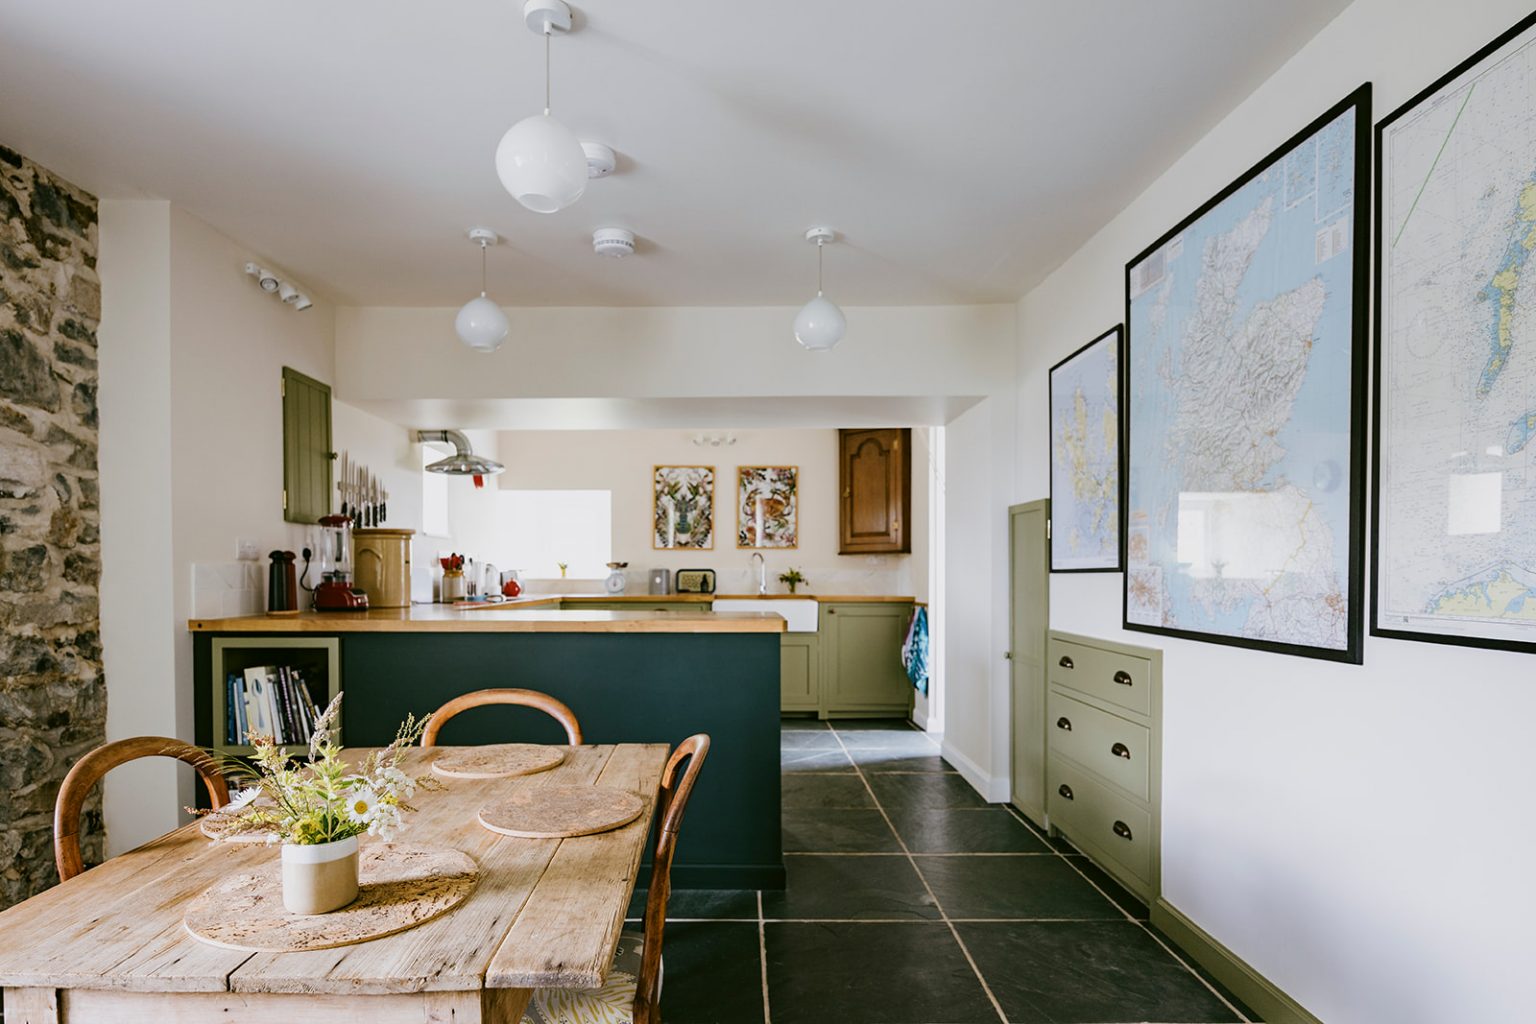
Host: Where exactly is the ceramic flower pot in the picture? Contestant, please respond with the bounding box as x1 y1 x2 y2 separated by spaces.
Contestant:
281 836 359 914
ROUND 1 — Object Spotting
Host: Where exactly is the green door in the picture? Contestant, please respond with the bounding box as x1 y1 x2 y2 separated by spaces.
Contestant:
282 367 333 524
1009 500 1050 826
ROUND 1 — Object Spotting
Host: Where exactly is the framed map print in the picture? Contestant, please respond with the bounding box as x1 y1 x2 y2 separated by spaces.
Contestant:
1375 11 1536 653
653 465 715 550
737 466 799 549
1123 85 1370 663
1049 325 1123 571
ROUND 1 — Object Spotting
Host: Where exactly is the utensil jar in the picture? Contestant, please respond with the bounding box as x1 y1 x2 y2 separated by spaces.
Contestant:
281 836 359 915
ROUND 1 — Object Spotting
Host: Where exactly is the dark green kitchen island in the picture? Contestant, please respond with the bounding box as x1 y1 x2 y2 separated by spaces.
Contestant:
189 606 786 888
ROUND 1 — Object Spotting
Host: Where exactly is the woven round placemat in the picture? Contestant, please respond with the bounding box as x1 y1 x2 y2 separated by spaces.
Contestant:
477 785 644 839
430 743 566 780
184 843 477 952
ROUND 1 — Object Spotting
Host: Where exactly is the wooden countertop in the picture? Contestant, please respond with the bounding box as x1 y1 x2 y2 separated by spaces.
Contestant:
188 606 787 634
457 592 918 609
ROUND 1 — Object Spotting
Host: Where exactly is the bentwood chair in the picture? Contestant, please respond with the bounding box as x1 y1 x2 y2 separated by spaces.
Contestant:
54 736 229 882
420 688 583 747
522 733 711 1024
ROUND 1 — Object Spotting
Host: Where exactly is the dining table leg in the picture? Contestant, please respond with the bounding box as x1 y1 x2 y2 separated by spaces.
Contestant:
3 987 60 1024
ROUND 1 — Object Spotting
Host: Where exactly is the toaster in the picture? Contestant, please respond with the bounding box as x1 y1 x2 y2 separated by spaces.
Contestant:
675 569 716 594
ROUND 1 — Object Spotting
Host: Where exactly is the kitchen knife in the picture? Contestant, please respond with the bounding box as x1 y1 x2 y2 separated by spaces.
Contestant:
338 451 349 517
380 484 387 524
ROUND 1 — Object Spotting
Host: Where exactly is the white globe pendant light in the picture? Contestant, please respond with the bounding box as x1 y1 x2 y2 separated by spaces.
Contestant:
496 0 587 214
455 228 510 353
794 227 846 351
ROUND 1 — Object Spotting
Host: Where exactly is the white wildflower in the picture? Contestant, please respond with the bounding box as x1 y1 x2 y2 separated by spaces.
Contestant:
344 786 380 825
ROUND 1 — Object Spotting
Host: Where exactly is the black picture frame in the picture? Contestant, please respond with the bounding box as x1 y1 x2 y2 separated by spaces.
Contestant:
1048 324 1125 573
1121 84 1371 664
1371 10 1536 656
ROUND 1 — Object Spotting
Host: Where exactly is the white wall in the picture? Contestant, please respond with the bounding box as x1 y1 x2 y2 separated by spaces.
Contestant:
97 200 177 853
1012 0 1536 1019
475 428 923 597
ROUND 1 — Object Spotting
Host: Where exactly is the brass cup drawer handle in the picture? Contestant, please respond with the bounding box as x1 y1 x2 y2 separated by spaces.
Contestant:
1112 820 1133 841
1057 784 1073 800
1058 655 1074 669
1111 742 1131 760
1113 670 1133 686
1056 717 1072 732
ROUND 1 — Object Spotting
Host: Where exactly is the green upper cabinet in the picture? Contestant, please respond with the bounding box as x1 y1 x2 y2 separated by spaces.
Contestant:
282 367 333 524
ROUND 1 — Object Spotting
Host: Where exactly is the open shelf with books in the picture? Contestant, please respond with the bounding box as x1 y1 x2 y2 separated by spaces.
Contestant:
210 637 340 756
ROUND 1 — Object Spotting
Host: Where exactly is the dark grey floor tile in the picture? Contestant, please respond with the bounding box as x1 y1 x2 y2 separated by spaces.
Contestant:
1146 923 1260 1021
958 920 1242 1023
783 808 902 853
655 921 767 1024
1069 855 1149 920
763 854 938 920
780 716 831 731
846 746 952 772
780 729 842 749
866 772 987 809
886 807 1051 854
835 730 939 751
781 746 855 773
916 855 1122 919
626 887 759 920
766 921 995 1024
1009 808 1081 853
782 773 872 808
829 717 919 731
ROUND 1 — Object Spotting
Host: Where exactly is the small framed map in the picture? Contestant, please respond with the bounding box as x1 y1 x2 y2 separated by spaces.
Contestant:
737 466 799 549
1374 11 1536 654
653 466 715 550
1050 326 1123 572
1123 85 1370 663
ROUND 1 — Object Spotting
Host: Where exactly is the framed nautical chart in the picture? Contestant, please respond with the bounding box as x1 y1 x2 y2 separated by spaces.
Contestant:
1049 325 1123 572
1123 85 1370 662
1375 12 1536 653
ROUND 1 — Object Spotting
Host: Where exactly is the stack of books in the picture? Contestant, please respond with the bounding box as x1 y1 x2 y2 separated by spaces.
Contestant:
225 666 323 746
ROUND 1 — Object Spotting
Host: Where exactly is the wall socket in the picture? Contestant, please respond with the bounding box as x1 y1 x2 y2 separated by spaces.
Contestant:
236 539 261 561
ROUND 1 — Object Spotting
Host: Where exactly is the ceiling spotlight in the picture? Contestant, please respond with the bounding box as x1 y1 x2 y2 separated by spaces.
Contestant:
244 263 281 292
292 293 313 312
455 227 510 353
593 227 635 257
794 226 846 351
278 282 300 304
495 0 588 214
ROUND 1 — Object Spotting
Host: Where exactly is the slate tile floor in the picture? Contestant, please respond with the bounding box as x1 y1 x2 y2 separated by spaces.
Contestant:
631 717 1258 1024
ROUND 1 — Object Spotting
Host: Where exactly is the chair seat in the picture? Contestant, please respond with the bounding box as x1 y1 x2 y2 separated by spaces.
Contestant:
523 930 657 1024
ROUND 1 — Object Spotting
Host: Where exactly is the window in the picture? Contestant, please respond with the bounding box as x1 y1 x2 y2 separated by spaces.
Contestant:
421 445 449 538
495 490 612 579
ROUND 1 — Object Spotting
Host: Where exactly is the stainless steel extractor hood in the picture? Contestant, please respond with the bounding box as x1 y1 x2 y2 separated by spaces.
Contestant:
415 429 504 476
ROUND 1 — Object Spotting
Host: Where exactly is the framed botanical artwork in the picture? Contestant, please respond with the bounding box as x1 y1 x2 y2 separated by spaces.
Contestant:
653 466 715 550
1049 325 1123 572
1374 11 1536 654
737 466 799 549
1123 84 1370 663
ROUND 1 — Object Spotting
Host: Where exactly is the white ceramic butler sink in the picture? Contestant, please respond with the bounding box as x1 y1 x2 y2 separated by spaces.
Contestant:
711 598 819 633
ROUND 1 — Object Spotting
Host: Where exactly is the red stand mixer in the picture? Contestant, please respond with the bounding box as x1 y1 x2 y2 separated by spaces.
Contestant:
306 514 370 611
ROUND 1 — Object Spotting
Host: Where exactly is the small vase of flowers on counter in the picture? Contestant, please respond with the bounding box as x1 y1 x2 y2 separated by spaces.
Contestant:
778 568 806 595
199 694 437 915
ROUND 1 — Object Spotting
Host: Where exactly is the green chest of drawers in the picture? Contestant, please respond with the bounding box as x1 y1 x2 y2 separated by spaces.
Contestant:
1046 631 1162 904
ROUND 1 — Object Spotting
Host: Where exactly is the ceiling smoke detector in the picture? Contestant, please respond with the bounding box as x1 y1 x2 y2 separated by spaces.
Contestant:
592 227 635 258
582 141 617 178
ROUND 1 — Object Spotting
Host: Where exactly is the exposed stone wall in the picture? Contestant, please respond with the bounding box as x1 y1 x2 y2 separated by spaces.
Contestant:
0 145 103 908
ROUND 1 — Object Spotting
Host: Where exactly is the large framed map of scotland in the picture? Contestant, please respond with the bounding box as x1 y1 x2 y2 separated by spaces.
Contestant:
1123 86 1370 663
1375 13 1536 654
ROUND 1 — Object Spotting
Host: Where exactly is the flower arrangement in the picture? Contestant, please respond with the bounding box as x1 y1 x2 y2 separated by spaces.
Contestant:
777 568 806 594
200 693 437 845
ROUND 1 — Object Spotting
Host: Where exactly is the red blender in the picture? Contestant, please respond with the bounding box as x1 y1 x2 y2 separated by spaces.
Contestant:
309 514 370 611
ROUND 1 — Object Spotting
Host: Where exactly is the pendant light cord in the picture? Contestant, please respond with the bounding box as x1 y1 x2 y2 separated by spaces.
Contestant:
817 239 824 296
480 239 488 297
544 28 552 115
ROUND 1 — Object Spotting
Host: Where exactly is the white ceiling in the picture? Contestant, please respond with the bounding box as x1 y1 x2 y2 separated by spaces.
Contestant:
0 1 1348 308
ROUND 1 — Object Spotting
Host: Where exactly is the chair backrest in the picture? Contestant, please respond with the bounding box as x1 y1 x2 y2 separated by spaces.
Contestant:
54 736 230 882
633 733 710 1024
419 688 583 747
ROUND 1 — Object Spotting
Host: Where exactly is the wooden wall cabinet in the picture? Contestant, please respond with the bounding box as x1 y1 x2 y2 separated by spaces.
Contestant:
282 366 334 524
838 428 911 554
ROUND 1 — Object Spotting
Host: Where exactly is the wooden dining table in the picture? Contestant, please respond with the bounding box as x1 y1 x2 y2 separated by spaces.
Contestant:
0 743 669 1024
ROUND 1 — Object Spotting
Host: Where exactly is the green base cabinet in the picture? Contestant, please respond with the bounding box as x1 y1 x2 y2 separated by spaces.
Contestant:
818 602 914 719
780 634 820 712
